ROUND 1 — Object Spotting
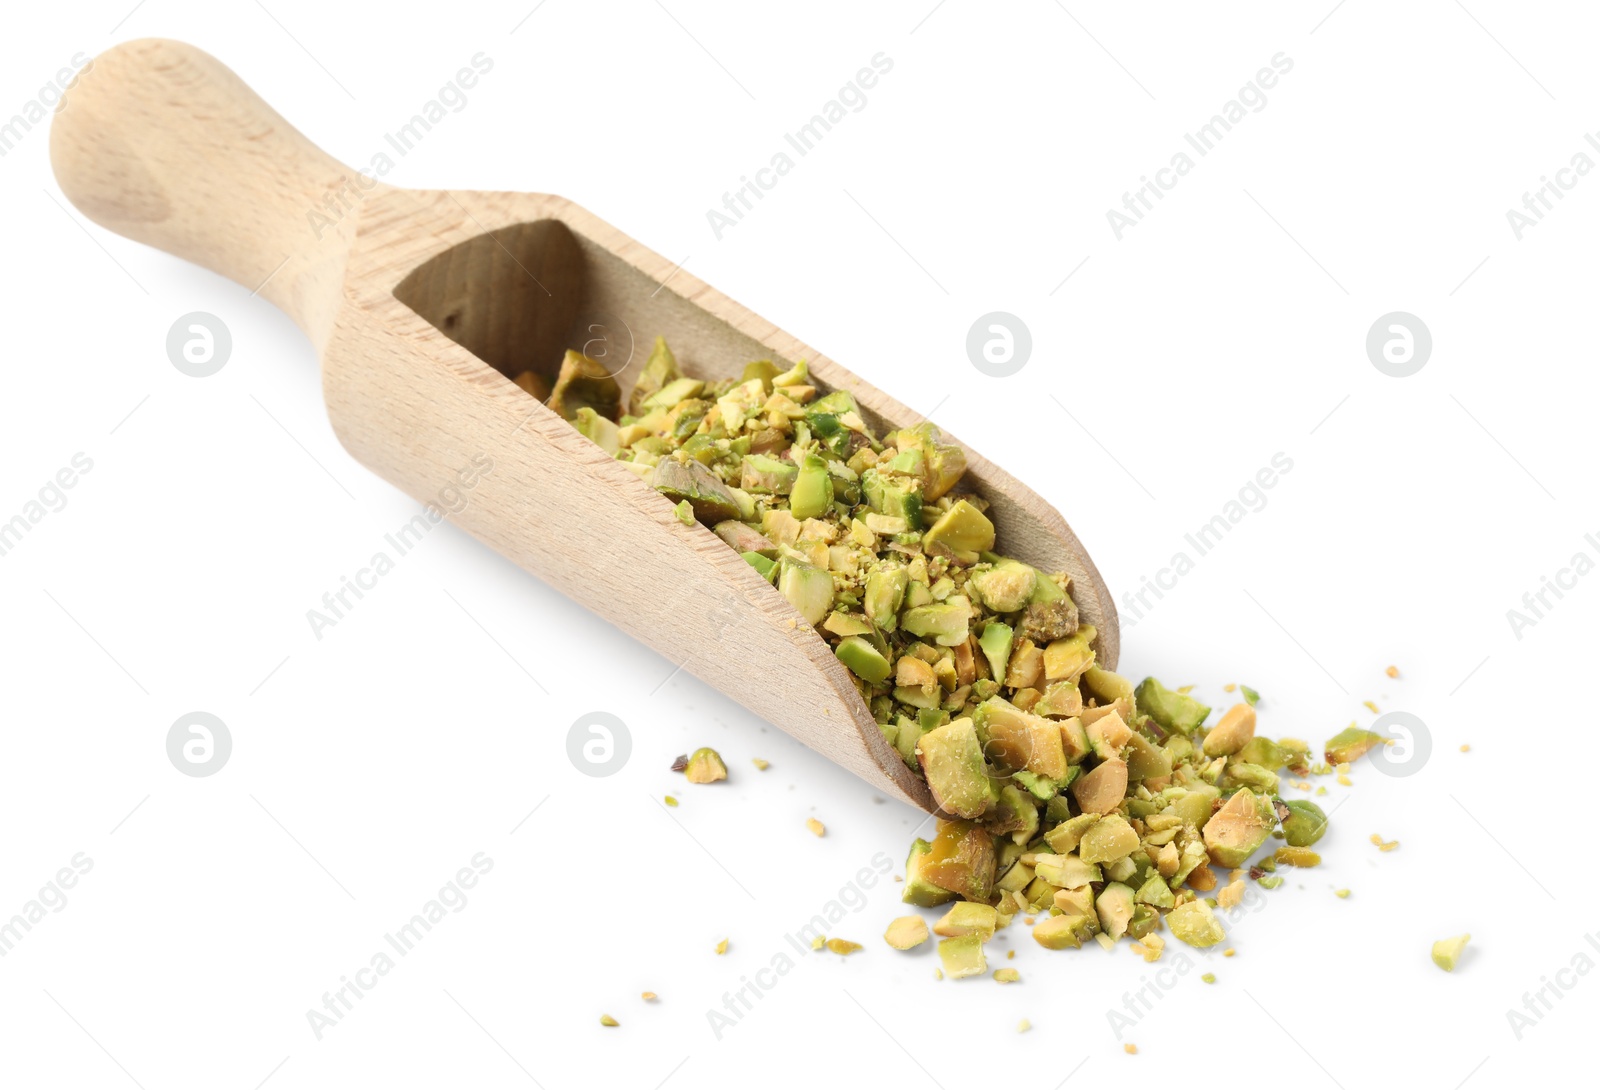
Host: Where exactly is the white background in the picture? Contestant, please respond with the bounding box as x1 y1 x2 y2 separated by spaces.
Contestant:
2 1 1592 1087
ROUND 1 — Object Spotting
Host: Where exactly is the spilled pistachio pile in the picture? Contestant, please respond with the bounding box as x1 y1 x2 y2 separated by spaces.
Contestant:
536 338 1351 973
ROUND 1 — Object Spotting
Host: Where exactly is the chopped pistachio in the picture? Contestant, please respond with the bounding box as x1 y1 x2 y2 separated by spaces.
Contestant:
1324 724 1389 764
1017 1019 1032 1033
684 747 727 784
600 1014 619 1027
1386 665 1400 678
715 938 729 955
1335 889 1351 898
663 795 678 807
1432 933 1471 972
806 817 826 838
752 758 770 770
1124 1044 1138 1055
1166 900 1226 948
641 991 658 1000
884 916 930 950
1202 973 1216 983
825 938 862 955
993 968 1021 983
937 935 988 980
934 902 999 940
1240 684 1260 706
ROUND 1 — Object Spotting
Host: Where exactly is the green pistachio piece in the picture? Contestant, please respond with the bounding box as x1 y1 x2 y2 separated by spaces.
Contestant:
1167 899 1227 948
921 818 997 902
916 718 996 819
777 561 833 625
1079 815 1141 865
1240 684 1260 706
1279 799 1328 847
862 468 924 531
1033 914 1097 950
573 407 621 455
1042 627 1096 683
938 935 987 980
1325 724 1390 764
901 599 972 647
922 500 995 561
1135 677 1211 734
1135 873 1175 909
1432 933 1471 972
740 551 777 580
1095 882 1137 940
684 747 727 784
548 349 622 422
739 453 798 494
973 697 1067 779
977 622 1014 683
902 838 955 907
1202 788 1277 868
788 454 834 519
1203 703 1257 757
653 456 742 523
640 377 705 412
970 559 1037 613
1082 666 1134 706
628 336 682 415
933 901 998 940
835 636 891 684
713 520 775 555
740 359 779 392
864 566 909 632
1043 813 1100 854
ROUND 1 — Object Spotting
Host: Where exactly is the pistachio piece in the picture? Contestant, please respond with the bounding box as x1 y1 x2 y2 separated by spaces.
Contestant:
917 719 996 819
1325 725 1389 764
789 453 835 520
548 349 622 422
902 838 956 908
1202 703 1257 757
1078 815 1141 865
1166 899 1227 948
513 369 552 401
1033 914 1097 950
1432 933 1471 971
1134 677 1211 735
922 500 995 561
600 1014 619 1027
938 935 988 980
653 456 742 523
1203 788 1278 868
1279 799 1328 847
921 819 998 902
1071 758 1129 816
993 968 1020 983
974 697 1067 779
1096 882 1137 940
970 559 1037 613
777 561 833 625
628 336 682 415
934 902 999 940
825 938 862 955
835 636 891 684
684 747 727 784
884 916 930 950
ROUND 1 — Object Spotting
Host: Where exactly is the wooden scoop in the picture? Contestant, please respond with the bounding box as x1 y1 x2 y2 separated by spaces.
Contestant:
51 39 1118 812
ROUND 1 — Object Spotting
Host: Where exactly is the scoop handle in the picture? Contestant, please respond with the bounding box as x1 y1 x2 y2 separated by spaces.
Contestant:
50 38 363 349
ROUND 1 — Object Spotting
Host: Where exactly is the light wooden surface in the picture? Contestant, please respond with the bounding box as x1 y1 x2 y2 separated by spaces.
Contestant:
49 38 1119 813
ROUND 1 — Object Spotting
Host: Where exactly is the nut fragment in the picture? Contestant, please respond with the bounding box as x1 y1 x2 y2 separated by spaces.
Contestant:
599 1014 619 1027
826 938 862 955
1432 933 1471 972
806 817 826 838
684 747 728 784
715 938 729 955
884 916 930 950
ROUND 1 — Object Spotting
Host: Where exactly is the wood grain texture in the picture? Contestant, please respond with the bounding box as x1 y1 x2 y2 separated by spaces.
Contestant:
50 39 1120 814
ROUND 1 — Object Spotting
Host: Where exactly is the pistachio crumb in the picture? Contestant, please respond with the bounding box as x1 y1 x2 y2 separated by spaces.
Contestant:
811 935 825 950
600 1014 619 1027
1335 889 1351 899
1460 744 1470 753
806 817 826 837
994 968 1020 983
1432 933 1471 972
1017 1018 1032 1033
1223 948 1236 958
664 795 679 807
1007 950 1015 959
1337 774 1353 786
1223 683 1236 692
884 916 929 950
641 991 658 1000
715 938 729 955
1315 786 1328 795
1371 834 1399 852
1386 665 1400 678
826 938 862 955
934 968 944 980
1124 1043 1138 1055
1363 700 1379 714
752 758 770 770
1201 973 1216 984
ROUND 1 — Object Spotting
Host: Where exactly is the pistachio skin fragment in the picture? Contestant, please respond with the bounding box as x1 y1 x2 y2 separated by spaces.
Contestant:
1432 933 1471 971
884 916 930 950
683 747 728 784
